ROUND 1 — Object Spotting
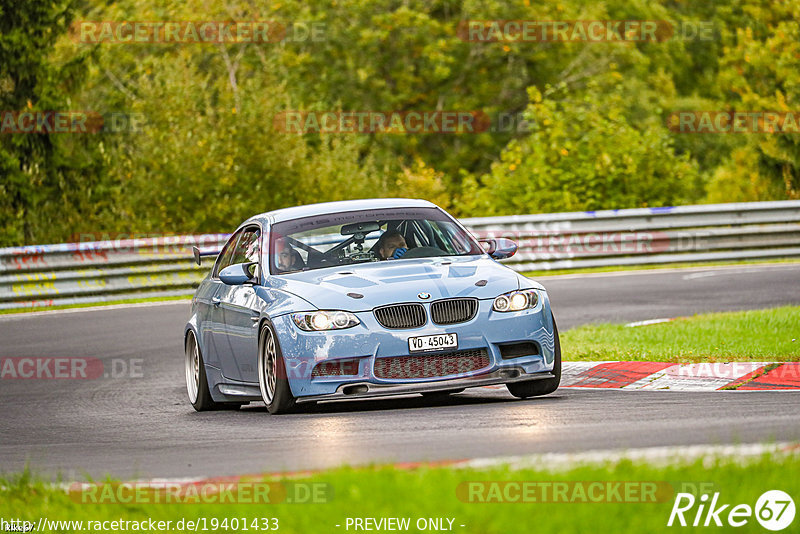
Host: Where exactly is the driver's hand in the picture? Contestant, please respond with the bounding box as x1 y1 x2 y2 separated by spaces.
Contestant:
392 247 408 259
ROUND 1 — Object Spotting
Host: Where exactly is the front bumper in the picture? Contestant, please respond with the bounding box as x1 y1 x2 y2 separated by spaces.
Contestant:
295 367 556 404
274 294 556 399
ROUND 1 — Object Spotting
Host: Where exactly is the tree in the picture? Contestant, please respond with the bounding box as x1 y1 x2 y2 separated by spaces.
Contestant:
462 82 699 215
0 0 103 244
716 2 800 198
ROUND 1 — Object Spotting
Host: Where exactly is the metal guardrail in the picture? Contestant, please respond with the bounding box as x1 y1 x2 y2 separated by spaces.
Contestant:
0 235 228 310
1 201 799 310
462 200 800 271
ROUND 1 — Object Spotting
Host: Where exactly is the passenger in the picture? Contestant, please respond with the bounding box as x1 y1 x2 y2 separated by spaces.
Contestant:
375 230 408 260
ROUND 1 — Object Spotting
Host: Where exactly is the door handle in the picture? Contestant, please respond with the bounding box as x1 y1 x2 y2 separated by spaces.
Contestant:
212 296 221 307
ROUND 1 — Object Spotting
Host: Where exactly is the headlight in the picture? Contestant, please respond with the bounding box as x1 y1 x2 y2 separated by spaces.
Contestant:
292 311 360 331
492 289 539 312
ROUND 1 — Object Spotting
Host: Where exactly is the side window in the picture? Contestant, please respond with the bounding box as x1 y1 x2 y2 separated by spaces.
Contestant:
231 228 261 265
212 230 243 278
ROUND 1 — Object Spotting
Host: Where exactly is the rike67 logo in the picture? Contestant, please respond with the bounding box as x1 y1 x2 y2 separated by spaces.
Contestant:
668 490 795 530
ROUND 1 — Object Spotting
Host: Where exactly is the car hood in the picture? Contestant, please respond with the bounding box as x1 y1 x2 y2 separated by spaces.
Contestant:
267 255 542 311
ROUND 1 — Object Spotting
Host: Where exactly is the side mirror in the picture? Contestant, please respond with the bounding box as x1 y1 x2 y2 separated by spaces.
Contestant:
219 262 258 286
192 246 220 266
479 238 518 260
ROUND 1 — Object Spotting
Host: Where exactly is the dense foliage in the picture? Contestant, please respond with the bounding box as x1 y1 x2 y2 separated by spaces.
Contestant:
1 0 797 245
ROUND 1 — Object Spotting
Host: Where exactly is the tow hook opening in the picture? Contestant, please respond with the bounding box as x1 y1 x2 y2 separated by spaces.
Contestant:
342 384 369 395
499 369 521 379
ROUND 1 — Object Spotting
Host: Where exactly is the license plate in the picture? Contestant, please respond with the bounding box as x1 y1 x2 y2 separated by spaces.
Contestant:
408 333 458 353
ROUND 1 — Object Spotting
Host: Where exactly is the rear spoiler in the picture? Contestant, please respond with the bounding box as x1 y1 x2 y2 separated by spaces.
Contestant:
192 246 221 266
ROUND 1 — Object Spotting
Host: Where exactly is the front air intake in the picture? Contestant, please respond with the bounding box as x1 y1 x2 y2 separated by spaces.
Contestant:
499 342 539 359
311 358 360 377
374 348 490 379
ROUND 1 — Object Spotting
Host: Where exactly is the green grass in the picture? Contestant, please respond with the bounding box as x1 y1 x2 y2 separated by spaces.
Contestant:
562 306 800 363
0 295 192 315
2 452 798 534
522 258 800 278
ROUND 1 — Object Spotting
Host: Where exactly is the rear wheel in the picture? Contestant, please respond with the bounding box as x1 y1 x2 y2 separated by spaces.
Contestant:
258 322 296 414
185 331 220 411
506 314 561 398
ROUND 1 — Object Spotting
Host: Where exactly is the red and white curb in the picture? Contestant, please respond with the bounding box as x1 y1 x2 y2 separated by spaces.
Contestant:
460 442 800 470
561 361 800 391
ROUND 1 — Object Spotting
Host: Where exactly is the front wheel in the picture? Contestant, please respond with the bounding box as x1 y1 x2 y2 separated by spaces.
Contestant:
506 314 561 398
258 322 296 414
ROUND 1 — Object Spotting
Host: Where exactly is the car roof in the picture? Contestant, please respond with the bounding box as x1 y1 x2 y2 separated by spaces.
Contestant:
249 198 438 225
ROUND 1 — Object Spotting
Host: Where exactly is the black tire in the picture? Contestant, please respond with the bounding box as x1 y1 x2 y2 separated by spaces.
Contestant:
258 322 297 414
185 331 221 412
506 314 561 398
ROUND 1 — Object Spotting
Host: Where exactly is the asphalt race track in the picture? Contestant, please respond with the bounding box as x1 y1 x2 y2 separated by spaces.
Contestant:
1 263 799 480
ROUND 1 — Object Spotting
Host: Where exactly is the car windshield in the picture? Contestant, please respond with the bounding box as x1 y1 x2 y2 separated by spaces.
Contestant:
269 207 483 274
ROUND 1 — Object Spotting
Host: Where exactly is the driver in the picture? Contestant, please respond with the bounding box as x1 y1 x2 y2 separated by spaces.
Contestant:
375 230 408 260
275 238 304 271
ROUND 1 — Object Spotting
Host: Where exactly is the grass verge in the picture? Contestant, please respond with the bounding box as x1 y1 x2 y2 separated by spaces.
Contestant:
0 295 192 315
1 452 798 533
562 306 800 363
